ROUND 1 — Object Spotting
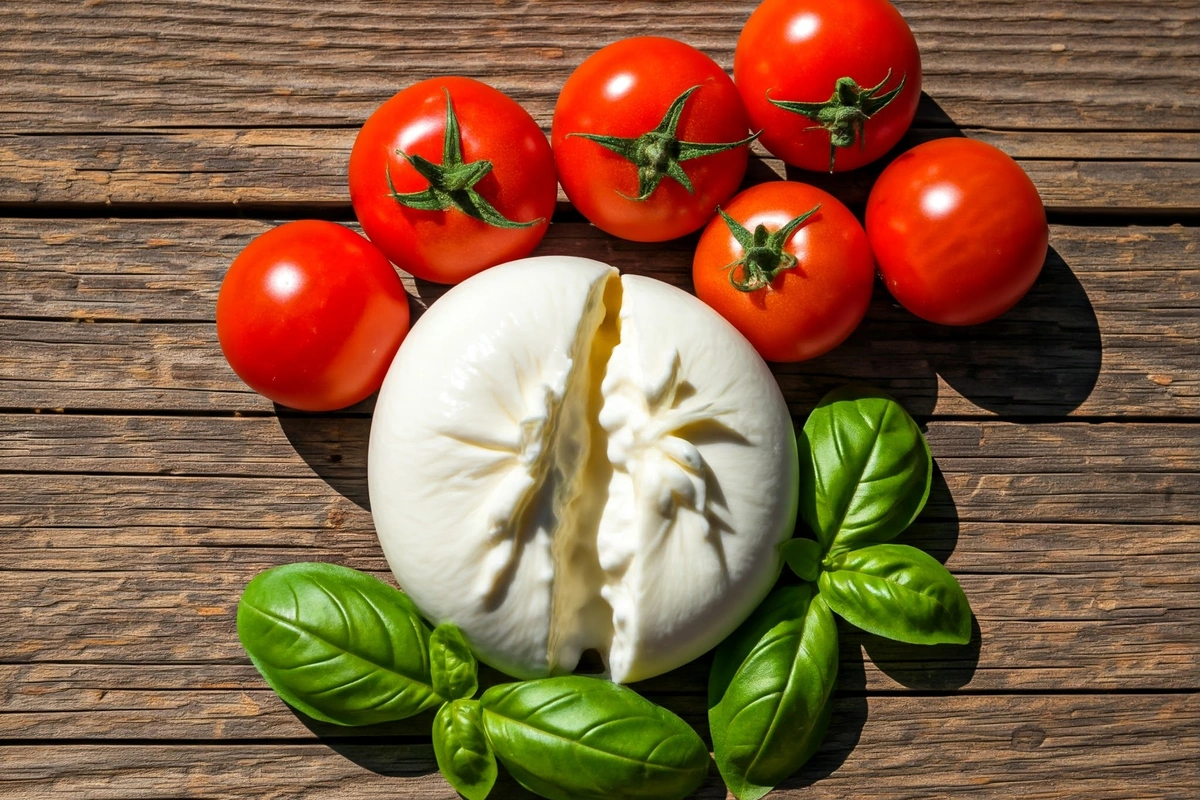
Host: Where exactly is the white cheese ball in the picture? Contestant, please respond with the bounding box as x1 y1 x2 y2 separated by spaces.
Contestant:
368 256 797 683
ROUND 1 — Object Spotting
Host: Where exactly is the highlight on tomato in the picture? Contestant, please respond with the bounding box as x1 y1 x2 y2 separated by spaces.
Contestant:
216 220 411 412
735 0 921 173
349 76 557 284
552 36 757 242
692 181 875 363
866 137 1049 326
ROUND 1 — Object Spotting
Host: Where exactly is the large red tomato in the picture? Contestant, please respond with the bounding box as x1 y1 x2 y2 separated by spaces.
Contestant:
692 182 875 362
866 138 1049 326
216 221 410 411
735 0 921 173
349 77 557 284
552 37 755 242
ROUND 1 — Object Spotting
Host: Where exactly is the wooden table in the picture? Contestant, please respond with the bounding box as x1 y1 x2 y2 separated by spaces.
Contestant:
2 1 1198 797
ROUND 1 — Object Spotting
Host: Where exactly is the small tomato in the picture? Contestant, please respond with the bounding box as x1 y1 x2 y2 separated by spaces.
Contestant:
735 0 921 172
216 220 410 411
552 37 755 242
693 182 875 362
349 77 557 284
866 137 1049 326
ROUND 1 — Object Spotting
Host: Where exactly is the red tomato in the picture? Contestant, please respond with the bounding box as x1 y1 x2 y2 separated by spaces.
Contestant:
216 221 411 411
866 138 1049 326
552 37 755 242
735 0 921 173
349 77 557 284
693 182 875 362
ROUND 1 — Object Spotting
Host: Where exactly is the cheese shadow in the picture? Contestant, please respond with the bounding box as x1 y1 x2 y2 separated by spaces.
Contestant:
276 407 373 511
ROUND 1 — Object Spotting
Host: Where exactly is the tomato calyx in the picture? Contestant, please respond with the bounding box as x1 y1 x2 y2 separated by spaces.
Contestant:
768 70 906 172
719 203 821 292
385 89 543 229
567 86 758 201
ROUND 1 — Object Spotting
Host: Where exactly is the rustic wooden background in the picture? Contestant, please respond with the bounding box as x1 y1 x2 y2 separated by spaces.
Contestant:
2 1 1198 797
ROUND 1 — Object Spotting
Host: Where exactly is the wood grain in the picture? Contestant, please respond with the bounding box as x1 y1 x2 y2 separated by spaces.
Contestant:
3 1 1197 797
4 130 1198 212
2 1 1197 133
2 220 1197 417
0 416 1197 695
1 694 1196 799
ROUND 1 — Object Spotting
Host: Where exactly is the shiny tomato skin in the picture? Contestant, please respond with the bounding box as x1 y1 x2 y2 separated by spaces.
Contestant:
216 221 411 411
693 182 875 362
866 138 1049 326
552 37 752 242
349 76 556 284
735 0 921 172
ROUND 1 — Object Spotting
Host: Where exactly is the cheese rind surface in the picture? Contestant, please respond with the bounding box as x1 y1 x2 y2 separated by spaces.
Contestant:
369 256 797 683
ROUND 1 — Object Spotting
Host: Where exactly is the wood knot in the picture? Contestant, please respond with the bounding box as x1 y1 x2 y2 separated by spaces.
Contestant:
1010 724 1046 750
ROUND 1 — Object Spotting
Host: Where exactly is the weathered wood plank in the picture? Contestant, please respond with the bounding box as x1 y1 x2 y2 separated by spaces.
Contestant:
4 130 1197 212
4 421 1200 525
2 1 1197 133
1 694 1196 798
0 418 1197 690
1 220 1197 417
5 413 1199 479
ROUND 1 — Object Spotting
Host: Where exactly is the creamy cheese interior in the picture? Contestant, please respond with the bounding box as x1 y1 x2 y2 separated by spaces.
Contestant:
369 257 797 683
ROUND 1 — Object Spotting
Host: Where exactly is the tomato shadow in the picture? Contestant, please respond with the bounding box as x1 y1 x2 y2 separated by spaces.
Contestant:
276 405 373 511
924 245 1101 416
767 93 1101 418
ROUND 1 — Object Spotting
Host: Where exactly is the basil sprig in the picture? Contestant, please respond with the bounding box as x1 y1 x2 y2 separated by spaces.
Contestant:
799 386 972 646
481 676 711 800
238 564 710 800
709 385 973 799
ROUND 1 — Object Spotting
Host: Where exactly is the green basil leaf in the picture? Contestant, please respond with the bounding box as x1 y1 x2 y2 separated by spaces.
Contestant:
433 699 497 800
780 538 822 582
236 562 441 725
709 586 839 800
819 544 973 645
800 385 931 552
430 623 478 701
480 676 709 800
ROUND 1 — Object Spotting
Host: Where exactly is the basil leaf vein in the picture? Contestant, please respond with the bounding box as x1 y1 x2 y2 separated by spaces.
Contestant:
480 676 709 800
819 544 973 645
236 562 442 726
801 385 931 553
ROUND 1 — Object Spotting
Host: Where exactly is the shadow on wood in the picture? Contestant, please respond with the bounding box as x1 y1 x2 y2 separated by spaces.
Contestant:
861 464 979 691
276 409 373 511
929 245 1101 416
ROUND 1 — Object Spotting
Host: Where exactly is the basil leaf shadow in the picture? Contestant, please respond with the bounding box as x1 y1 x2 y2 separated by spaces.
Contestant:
856 464 981 690
283 706 440 778
920 245 1100 416
277 407 372 511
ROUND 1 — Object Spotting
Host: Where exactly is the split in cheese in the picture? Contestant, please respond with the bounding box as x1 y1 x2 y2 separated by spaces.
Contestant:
368 256 798 683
